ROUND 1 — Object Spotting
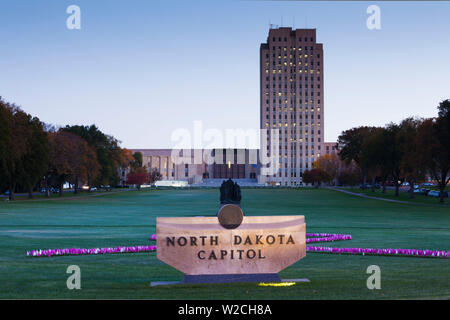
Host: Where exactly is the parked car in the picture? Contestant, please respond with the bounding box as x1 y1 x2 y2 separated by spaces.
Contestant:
414 188 429 195
360 183 380 189
90 187 98 191
427 190 439 197
421 182 435 187
401 182 409 186
428 190 448 198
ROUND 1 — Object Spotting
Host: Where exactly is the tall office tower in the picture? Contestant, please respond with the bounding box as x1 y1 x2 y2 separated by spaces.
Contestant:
260 27 324 186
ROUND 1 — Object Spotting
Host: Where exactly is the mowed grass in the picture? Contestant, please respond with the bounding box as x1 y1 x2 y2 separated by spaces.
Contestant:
343 187 450 205
0 188 448 299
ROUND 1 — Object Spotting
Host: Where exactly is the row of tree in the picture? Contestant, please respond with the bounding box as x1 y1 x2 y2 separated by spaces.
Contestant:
304 99 449 203
0 99 49 200
0 97 151 200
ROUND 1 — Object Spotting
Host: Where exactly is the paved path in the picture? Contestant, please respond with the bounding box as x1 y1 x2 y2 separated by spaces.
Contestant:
1 189 136 203
327 187 449 207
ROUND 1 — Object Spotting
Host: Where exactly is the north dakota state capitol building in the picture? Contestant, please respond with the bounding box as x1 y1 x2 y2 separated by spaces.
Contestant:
131 28 336 187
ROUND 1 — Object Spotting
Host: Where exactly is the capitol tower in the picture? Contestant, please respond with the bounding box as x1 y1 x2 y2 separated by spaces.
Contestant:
260 27 329 186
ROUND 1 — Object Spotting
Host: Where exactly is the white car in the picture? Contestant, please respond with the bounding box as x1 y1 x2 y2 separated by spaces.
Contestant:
427 190 439 197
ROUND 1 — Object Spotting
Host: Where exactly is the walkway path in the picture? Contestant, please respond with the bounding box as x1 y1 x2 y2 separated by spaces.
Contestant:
327 187 449 207
2 189 136 203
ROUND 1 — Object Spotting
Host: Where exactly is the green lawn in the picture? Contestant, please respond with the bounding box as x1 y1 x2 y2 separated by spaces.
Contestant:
0 188 127 201
342 187 450 205
0 188 448 299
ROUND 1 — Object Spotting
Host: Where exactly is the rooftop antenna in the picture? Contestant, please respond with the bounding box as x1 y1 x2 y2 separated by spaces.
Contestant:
281 16 283 28
293 16 295 29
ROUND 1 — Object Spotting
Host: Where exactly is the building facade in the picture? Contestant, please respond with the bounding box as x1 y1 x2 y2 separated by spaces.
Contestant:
323 142 338 155
260 27 330 186
130 149 259 184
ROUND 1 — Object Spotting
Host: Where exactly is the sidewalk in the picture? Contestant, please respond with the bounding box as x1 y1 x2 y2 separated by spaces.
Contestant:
327 187 449 207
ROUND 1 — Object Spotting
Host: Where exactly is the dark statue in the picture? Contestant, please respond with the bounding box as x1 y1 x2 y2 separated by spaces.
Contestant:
219 178 242 206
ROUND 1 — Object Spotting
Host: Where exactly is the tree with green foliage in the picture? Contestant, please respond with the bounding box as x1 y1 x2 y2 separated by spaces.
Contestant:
2 106 29 200
417 100 450 203
48 131 77 196
384 123 404 197
18 116 49 199
0 99 48 200
359 127 385 192
63 125 122 187
435 99 450 202
397 117 426 199
337 126 378 189
0 97 49 200
0 98 12 194
132 152 143 170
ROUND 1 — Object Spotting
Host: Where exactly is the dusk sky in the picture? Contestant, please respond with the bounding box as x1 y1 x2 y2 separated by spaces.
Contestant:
1 1 449 149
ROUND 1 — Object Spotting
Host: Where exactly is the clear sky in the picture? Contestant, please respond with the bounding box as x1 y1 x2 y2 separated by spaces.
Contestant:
1 0 449 149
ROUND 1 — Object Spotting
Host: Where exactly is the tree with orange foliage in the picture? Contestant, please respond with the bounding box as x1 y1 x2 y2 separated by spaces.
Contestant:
312 153 340 184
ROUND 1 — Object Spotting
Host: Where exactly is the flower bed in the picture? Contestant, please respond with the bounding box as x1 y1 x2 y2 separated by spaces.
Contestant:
27 233 449 258
27 245 156 257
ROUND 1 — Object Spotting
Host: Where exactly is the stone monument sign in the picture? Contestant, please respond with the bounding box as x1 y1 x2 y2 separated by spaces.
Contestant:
156 180 306 283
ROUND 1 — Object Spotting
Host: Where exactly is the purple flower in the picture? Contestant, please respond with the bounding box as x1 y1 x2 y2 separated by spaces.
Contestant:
27 233 448 259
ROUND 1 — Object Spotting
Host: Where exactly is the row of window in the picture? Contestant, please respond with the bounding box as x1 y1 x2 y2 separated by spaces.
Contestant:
268 46 316 53
266 52 321 58
264 75 321 82
267 140 322 145
267 153 320 159
265 123 321 128
266 60 320 67
266 114 321 120
265 68 321 75
265 107 321 112
265 90 321 95
265 99 321 105
268 82 321 87
266 128 321 134
272 36 315 42
269 163 315 174
269 142 321 148
269 136 320 141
